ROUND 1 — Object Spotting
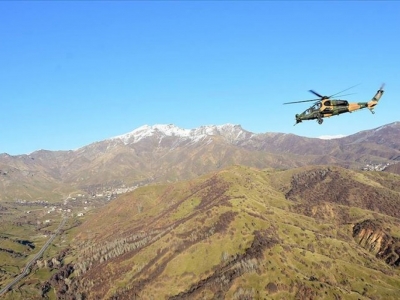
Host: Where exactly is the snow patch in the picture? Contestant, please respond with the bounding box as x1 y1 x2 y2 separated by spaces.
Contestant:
318 134 346 140
373 121 400 132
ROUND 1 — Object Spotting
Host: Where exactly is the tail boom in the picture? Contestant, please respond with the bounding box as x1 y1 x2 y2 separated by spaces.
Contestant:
367 84 385 111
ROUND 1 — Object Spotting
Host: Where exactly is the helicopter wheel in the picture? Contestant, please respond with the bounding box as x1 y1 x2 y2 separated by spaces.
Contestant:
317 118 323 125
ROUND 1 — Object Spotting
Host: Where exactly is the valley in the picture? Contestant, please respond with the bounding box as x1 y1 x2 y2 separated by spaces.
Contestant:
0 192 113 297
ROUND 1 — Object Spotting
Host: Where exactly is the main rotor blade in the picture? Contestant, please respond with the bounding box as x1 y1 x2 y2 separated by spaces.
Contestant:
329 83 360 98
330 93 355 98
380 83 385 90
309 90 324 98
283 99 319 105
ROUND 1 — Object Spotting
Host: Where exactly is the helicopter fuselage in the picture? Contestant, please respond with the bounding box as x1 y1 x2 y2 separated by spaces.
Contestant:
294 87 384 125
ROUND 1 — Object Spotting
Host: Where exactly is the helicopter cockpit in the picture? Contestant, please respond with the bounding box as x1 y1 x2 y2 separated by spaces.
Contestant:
303 102 321 115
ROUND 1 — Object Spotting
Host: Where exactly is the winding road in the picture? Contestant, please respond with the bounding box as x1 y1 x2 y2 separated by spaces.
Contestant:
0 216 67 296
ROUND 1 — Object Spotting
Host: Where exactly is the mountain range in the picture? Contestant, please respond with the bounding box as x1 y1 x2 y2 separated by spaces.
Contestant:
1 122 399 201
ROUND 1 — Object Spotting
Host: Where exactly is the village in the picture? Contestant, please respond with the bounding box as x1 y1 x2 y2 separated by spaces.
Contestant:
12 183 140 227
361 162 395 171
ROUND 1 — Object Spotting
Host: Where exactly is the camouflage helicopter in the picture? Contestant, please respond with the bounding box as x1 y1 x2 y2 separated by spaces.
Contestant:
284 84 385 125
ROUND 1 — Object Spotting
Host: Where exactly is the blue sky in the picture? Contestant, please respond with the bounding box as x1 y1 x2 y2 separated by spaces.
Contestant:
1 1 399 155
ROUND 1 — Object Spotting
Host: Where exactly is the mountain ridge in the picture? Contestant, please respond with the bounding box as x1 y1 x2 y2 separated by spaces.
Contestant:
108 123 254 145
1 122 399 201
1 121 399 156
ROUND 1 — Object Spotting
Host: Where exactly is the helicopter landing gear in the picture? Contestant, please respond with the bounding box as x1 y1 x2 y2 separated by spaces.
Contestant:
315 113 323 125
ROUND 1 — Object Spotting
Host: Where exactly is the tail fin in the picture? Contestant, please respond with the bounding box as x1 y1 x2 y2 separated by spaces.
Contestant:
367 83 385 112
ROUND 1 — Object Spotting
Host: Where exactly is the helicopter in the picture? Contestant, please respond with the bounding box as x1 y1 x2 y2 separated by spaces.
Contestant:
284 84 385 125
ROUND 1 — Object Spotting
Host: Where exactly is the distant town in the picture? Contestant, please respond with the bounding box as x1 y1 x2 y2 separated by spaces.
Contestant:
12 183 140 225
361 162 395 171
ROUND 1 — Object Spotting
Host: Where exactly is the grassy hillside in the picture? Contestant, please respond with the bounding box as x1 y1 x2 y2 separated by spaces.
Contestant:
44 165 400 299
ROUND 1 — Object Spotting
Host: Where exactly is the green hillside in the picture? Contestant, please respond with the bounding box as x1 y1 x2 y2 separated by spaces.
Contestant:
45 165 400 299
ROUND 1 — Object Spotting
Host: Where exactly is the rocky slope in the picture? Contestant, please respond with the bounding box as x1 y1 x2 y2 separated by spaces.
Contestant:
353 219 400 267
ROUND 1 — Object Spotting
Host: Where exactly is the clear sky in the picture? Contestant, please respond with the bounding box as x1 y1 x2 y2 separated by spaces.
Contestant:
1 1 399 155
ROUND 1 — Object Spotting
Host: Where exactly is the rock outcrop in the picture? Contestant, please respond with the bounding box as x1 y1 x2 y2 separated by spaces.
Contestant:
353 219 400 267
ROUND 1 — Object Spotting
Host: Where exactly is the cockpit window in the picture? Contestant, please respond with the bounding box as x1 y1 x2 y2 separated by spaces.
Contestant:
304 103 320 115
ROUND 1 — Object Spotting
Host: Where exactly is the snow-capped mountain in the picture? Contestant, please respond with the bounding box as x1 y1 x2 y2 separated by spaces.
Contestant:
109 124 254 145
